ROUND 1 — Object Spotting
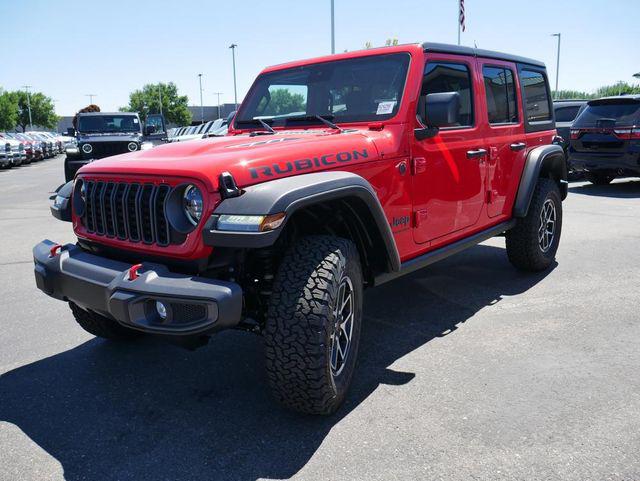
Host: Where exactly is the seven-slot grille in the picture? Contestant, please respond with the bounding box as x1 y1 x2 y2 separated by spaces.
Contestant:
83 180 172 246
90 142 132 158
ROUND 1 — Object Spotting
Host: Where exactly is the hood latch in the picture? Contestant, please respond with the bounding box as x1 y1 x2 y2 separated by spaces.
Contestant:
219 171 242 199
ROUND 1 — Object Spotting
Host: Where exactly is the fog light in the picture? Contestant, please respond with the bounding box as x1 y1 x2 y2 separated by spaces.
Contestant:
155 301 167 320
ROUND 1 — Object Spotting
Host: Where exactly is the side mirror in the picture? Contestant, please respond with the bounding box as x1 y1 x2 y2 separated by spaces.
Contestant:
144 125 157 135
414 92 461 140
67 127 76 137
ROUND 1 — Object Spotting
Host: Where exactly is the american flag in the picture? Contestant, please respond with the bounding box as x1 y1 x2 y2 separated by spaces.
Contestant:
459 0 466 32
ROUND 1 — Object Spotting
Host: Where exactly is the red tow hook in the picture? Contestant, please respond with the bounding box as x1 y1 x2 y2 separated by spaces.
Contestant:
49 244 63 258
127 264 144 281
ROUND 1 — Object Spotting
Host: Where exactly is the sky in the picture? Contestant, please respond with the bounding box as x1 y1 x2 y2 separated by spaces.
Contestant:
1 0 638 116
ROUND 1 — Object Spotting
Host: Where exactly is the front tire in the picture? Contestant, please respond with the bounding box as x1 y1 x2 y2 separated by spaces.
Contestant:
506 178 562 272
69 302 141 340
264 236 363 415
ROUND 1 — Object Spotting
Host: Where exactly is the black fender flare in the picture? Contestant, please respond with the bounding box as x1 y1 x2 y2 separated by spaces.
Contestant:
512 144 567 218
202 171 401 273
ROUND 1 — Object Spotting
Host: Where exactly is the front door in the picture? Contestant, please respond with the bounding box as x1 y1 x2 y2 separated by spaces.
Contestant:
412 56 486 244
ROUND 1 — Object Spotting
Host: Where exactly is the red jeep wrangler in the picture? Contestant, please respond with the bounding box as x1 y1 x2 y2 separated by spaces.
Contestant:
36 42 566 415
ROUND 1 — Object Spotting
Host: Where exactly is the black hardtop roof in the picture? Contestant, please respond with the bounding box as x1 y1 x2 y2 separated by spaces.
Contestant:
422 42 545 68
77 111 138 116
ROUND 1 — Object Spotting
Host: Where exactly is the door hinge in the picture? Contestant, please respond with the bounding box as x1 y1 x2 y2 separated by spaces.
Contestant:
411 157 427 175
414 209 428 227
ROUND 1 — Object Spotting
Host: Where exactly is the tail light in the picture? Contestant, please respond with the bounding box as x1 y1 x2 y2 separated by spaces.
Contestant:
570 129 580 140
613 128 640 140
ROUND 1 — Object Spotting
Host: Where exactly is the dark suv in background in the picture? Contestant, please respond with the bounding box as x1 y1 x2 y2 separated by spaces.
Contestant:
553 99 587 152
569 96 640 185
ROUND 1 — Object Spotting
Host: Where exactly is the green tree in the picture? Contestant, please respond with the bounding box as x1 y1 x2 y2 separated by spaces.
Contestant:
261 89 306 116
595 81 640 97
0 88 19 131
14 91 57 132
122 82 191 126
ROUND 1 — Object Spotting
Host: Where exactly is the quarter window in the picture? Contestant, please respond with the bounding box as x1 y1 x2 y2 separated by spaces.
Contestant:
422 62 474 127
554 106 581 122
483 66 518 124
521 70 551 123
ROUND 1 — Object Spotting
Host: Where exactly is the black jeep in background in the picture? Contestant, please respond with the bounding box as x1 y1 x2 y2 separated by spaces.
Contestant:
568 96 640 185
64 112 165 181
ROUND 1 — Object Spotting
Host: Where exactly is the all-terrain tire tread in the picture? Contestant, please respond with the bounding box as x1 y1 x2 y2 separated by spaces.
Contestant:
506 178 562 272
69 302 140 340
264 235 360 415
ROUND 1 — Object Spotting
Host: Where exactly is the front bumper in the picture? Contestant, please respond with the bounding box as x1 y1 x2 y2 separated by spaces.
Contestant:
0 152 11 167
33 240 243 336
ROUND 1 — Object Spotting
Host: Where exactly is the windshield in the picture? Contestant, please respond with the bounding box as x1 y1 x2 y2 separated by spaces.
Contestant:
236 53 410 127
573 100 640 128
77 115 141 133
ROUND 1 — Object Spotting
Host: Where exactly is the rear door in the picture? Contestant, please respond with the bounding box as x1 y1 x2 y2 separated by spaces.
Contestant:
478 59 526 218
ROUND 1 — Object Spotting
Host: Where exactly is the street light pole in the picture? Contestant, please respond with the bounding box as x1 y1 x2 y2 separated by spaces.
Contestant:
22 85 33 129
330 0 335 54
85 94 97 104
229 44 238 110
213 92 223 119
158 84 163 116
551 33 561 98
198 74 204 123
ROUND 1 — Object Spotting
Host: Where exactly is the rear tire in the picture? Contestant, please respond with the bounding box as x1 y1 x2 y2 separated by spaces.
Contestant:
264 236 363 415
506 178 562 272
69 302 141 340
586 172 614 185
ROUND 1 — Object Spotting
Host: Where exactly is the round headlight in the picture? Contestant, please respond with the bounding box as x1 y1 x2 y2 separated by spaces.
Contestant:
182 185 203 225
127 142 138 152
82 143 92 154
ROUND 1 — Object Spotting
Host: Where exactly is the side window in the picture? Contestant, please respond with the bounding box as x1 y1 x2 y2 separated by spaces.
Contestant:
423 62 474 127
554 106 580 122
520 70 551 123
483 66 518 124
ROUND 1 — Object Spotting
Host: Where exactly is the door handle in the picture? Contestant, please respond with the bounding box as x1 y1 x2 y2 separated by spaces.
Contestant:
510 142 526 151
466 149 487 159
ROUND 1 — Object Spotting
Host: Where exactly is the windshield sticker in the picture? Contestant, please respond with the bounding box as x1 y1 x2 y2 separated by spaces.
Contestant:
376 101 396 115
133 118 139 123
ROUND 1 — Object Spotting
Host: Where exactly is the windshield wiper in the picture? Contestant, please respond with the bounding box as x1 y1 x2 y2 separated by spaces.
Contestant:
256 118 276 134
285 114 344 133
236 118 276 136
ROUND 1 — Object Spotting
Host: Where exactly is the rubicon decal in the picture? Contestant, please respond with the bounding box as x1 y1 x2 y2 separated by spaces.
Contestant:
249 149 369 179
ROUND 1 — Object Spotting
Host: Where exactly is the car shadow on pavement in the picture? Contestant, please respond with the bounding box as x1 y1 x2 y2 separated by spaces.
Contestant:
569 179 640 198
0 243 554 481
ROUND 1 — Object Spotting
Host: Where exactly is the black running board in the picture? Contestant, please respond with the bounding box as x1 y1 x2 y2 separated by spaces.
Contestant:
373 220 516 286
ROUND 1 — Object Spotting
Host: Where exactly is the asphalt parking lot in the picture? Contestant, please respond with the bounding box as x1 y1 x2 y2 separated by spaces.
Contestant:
0 155 639 481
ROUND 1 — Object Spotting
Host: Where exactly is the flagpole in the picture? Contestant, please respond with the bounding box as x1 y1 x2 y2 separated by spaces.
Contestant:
457 0 461 45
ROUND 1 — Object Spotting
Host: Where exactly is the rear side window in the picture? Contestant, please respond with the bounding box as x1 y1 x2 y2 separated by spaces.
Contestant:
483 66 518 124
423 62 474 127
554 105 581 122
573 101 640 128
520 70 551 123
